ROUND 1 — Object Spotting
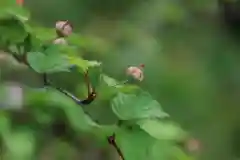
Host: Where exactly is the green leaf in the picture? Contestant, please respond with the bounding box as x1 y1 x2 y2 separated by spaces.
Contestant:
68 56 101 73
0 17 28 44
0 112 11 137
115 129 154 160
101 74 120 86
25 88 98 132
31 26 56 42
115 128 179 160
0 6 30 22
87 66 102 88
26 51 72 73
111 92 169 120
137 119 187 141
57 45 80 56
3 130 35 160
66 33 85 46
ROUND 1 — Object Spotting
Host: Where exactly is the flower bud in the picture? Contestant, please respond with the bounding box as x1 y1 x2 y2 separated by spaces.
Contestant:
126 65 144 81
186 138 201 153
16 0 24 6
55 21 73 37
53 38 67 45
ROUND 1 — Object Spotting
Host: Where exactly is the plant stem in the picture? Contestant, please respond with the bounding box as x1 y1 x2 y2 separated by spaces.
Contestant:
107 133 125 160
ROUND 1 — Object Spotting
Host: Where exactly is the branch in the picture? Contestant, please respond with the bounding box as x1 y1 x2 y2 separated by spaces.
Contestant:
107 133 125 160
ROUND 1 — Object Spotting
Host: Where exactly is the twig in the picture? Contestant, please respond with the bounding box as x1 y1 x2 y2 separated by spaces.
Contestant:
107 133 125 160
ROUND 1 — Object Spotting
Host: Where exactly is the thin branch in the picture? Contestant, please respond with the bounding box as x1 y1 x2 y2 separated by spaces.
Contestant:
107 133 125 160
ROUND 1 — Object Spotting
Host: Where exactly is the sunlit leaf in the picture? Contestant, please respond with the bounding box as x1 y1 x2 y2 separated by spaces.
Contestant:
115 129 154 160
111 92 169 120
137 119 187 141
31 26 56 42
115 128 177 160
68 56 101 73
26 51 72 73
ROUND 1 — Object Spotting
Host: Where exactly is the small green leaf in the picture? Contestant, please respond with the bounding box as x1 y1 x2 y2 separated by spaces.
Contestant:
68 56 101 73
137 119 187 141
27 51 72 73
101 74 140 93
111 92 169 120
101 74 119 86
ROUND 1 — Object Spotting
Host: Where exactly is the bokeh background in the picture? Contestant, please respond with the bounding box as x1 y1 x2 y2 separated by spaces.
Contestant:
1 0 240 160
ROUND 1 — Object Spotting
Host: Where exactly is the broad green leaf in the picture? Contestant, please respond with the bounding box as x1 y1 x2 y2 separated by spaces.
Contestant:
26 51 72 73
31 26 56 42
1 6 30 22
3 130 35 160
111 92 169 120
137 119 187 141
96 81 118 101
0 18 28 44
115 129 154 160
115 128 179 160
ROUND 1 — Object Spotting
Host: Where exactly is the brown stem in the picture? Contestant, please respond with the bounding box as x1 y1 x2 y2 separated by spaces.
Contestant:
107 133 125 160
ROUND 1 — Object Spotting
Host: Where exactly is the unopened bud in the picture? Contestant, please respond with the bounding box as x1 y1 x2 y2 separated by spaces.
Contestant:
53 38 67 45
55 21 73 37
126 66 144 81
186 138 201 153
16 0 24 6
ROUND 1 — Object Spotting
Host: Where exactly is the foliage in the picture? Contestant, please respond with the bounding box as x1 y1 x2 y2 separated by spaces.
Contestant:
0 1 191 160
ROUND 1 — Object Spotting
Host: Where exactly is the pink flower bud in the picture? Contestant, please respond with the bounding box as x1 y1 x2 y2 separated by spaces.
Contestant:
53 38 67 45
55 21 72 37
186 138 201 153
126 65 144 81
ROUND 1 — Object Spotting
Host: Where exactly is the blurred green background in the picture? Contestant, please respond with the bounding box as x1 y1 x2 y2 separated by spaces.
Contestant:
1 0 240 159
